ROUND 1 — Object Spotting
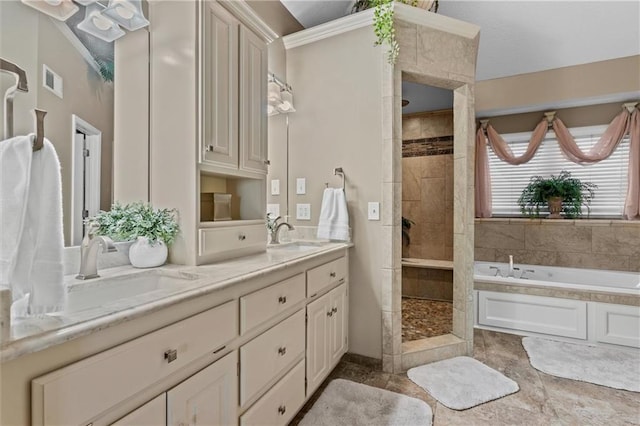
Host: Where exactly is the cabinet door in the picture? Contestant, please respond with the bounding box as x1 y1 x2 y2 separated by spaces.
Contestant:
306 292 331 395
202 1 239 169
239 25 268 174
330 284 348 366
167 352 238 426
112 394 166 426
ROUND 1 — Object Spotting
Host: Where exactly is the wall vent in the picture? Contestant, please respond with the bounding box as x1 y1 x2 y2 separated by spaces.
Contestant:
42 64 63 99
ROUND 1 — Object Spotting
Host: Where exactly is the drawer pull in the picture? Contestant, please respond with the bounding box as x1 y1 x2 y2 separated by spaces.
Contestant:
278 405 286 415
339 278 345 284
278 346 287 356
329 272 336 278
164 349 178 363
327 311 333 317
213 345 226 354
332 307 338 314
278 296 287 304
238 234 247 241
205 145 214 152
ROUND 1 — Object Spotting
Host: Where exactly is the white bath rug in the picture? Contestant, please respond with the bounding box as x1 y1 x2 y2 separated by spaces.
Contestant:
522 337 640 392
407 356 519 410
299 379 433 426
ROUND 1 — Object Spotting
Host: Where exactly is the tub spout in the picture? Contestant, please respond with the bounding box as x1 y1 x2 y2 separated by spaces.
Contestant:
508 255 514 277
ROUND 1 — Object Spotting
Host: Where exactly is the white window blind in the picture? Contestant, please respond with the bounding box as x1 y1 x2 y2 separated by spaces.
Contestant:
488 125 630 218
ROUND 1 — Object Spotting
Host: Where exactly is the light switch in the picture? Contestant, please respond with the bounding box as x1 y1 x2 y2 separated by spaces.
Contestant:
271 179 280 196
267 204 280 218
296 203 311 220
368 202 380 220
296 178 306 195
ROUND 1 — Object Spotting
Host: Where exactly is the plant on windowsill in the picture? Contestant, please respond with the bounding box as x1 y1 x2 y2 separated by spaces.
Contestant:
352 0 439 64
88 202 180 268
517 171 597 219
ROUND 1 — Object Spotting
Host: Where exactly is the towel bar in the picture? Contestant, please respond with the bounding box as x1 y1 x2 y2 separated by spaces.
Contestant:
325 167 346 192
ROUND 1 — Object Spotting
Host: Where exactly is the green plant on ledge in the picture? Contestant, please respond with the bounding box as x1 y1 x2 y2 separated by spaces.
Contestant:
352 0 439 64
88 202 180 245
517 171 597 219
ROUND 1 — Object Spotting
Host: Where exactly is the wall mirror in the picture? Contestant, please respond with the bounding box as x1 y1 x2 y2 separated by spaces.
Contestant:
0 0 149 247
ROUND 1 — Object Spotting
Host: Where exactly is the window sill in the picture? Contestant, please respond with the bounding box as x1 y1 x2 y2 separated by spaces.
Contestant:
474 218 640 227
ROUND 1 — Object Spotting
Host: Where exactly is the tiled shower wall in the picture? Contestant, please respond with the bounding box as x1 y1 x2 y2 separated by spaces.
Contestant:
402 111 454 300
475 219 640 272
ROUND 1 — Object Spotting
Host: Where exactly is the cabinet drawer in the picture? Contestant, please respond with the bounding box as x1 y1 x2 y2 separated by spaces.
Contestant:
199 224 265 257
240 309 305 406
307 257 347 297
32 301 238 426
240 273 305 334
240 360 305 426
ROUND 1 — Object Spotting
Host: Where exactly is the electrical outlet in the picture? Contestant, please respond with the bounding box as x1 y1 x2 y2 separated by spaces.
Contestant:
368 202 380 220
267 204 280 218
296 178 306 195
296 203 311 220
271 179 280 195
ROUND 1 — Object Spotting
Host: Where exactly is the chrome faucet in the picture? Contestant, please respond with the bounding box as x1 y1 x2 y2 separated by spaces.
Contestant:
269 216 294 244
76 227 117 280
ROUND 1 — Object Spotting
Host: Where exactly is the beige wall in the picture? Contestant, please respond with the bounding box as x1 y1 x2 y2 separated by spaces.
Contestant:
476 55 640 114
286 27 384 359
475 219 640 272
402 109 454 140
1 1 114 246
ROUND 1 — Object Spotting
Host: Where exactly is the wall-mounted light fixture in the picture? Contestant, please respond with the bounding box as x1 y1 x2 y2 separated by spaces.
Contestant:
20 0 149 43
268 73 295 116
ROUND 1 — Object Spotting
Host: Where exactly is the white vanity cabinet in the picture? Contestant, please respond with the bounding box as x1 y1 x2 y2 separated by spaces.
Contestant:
201 0 268 175
28 252 349 426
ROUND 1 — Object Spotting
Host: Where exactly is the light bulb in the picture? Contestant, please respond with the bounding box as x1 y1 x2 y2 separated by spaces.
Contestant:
91 12 113 31
114 0 135 19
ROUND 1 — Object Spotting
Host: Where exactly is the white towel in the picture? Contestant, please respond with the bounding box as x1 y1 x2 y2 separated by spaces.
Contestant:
317 188 350 241
0 134 66 317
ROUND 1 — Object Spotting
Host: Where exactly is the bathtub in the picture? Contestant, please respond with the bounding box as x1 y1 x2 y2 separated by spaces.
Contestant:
473 261 640 348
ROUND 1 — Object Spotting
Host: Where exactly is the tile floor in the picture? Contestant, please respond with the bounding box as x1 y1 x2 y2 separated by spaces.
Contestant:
292 329 640 425
402 297 452 342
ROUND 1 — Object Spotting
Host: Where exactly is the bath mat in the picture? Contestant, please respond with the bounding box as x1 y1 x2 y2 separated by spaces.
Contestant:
407 356 519 410
522 337 640 392
299 379 432 426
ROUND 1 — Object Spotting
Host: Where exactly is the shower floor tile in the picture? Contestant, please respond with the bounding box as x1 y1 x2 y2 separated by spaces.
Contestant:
402 297 452 342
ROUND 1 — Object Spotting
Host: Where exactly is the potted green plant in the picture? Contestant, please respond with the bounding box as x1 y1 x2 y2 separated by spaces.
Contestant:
89 202 180 268
353 0 439 64
517 171 597 219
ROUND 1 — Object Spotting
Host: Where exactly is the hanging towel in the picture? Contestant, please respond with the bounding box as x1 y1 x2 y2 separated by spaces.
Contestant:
0 134 66 317
317 188 350 241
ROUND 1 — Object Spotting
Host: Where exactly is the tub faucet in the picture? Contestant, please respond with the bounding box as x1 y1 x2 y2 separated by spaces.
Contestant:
269 216 294 244
508 255 515 277
76 228 117 280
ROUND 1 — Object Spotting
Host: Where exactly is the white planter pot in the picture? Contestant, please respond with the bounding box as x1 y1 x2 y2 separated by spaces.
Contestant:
129 237 168 268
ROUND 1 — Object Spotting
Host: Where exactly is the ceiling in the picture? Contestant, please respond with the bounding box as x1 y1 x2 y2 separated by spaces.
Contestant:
279 1 640 81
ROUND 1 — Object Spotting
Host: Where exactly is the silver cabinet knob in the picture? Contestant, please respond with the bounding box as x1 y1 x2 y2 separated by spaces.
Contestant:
278 405 286 415
329 272 336 278
278 296 287 304
205 145 214 152
264 160 271 165
327 311 333 317
238 234 246 241
278 346 287 356
164 349 178 363
332 307 338 314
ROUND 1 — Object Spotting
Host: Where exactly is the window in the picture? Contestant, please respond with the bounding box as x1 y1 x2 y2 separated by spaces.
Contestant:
489 125 630 217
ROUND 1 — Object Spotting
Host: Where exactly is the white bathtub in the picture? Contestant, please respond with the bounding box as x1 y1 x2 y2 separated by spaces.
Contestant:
474 262 640 295
473 262 640 348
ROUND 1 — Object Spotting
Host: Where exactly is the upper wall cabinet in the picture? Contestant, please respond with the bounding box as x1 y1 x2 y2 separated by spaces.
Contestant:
202 1 268 176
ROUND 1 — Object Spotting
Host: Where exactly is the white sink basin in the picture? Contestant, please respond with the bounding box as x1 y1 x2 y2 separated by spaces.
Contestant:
64 270 200 313
268 241 328 252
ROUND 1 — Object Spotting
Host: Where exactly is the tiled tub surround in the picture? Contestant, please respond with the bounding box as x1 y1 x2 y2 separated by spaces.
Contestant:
475 218 640 272
1 241 351 362
474 261 640 348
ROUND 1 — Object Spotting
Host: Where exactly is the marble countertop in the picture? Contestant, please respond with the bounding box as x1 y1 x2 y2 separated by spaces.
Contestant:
1 241 352 362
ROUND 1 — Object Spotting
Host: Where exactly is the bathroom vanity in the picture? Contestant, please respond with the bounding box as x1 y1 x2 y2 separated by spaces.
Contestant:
0 243 350 425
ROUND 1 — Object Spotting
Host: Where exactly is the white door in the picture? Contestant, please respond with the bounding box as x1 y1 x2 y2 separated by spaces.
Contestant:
111 394 166 425
167 351 238 426
330 284 348 366
306 292 331 395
